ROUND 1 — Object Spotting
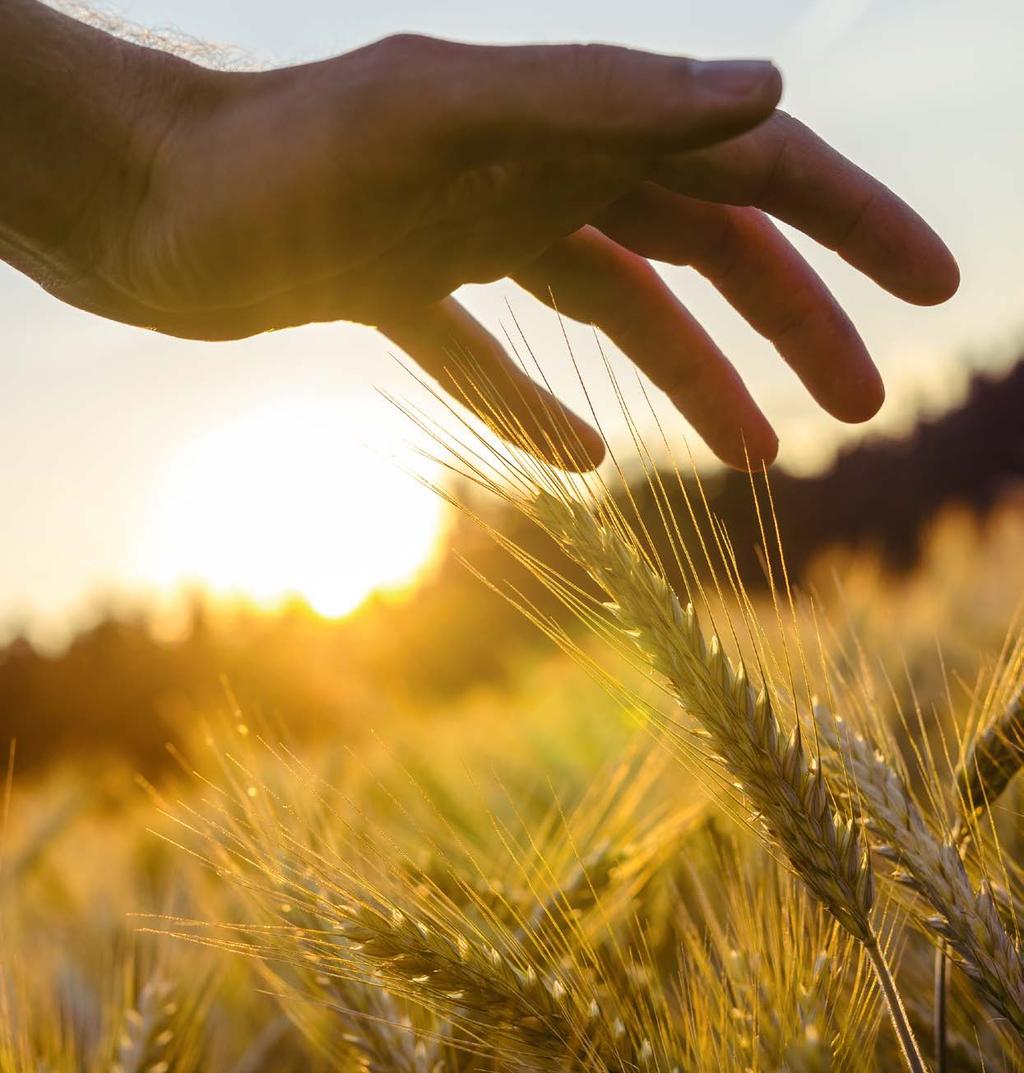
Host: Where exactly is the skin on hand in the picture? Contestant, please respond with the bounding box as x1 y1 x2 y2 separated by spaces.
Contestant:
4 21 961 471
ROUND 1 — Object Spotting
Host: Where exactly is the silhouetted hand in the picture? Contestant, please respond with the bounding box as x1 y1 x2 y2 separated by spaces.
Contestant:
0 4 960 469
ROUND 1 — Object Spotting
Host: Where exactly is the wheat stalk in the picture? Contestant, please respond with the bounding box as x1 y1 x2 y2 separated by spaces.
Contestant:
527 490 925 1073
819 709 1024 1039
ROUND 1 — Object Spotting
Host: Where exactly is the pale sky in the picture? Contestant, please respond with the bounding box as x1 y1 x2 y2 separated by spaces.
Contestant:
1 0 1022 643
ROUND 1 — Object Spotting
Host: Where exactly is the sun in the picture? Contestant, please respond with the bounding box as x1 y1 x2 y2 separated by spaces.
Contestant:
139 398 444 618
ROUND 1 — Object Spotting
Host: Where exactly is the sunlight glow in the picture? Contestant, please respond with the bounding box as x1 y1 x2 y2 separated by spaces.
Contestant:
140 399 444 618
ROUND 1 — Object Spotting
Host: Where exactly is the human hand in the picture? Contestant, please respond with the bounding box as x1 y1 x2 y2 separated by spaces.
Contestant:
14 28 959 469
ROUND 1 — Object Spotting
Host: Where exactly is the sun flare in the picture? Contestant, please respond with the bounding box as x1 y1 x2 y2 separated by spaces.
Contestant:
140 399 444 617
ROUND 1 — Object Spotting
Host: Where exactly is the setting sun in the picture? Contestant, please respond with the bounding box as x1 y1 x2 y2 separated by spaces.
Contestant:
139 398 445 617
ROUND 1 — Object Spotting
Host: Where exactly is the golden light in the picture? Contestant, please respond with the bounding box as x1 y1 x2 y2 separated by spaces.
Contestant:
140 398 444 617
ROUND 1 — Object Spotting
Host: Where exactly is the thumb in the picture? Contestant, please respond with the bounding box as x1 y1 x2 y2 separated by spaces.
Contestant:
384 37 782 161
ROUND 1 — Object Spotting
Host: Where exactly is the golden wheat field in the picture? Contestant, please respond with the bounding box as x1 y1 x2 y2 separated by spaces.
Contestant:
3 387 1024 1073
3 0 1023 1069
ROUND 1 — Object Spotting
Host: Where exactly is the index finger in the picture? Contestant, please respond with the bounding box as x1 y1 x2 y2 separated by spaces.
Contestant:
654 111 960 306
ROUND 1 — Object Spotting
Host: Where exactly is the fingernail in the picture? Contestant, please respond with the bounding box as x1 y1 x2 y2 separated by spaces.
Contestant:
698 59 780 99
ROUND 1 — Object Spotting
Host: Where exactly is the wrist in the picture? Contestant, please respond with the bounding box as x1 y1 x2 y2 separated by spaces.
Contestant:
0 0 216 289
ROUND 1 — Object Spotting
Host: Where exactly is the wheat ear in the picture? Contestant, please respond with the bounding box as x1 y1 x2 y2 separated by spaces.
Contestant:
280 928 442 1073
314 895 667 1072
319 979 441 1073
113 979 185 1073
935 687 1024 1070
957 688 1024 824
820 709 1024 1039
517 842 624 955
529 492 925 1073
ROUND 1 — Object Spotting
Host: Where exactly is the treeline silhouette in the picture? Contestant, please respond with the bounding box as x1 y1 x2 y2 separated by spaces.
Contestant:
3 357 1023 777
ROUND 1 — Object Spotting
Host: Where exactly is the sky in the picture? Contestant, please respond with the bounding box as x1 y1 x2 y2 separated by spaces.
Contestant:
1 0 1022 643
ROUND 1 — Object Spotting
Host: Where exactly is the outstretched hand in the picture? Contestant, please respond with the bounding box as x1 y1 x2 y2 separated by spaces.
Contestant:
8 23 960 469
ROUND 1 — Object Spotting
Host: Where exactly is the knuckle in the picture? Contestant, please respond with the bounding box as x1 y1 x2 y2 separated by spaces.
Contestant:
363 33 461 78
355 34 464 153
832 188 880 253
751 127 791 206
770 303 817 344
368 33 432 62
698 212 743 277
